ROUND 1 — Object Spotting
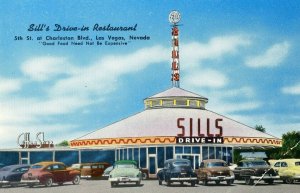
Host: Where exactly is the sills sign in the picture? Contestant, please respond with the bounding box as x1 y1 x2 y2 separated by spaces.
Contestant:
17 132 54 148
176 118 224 144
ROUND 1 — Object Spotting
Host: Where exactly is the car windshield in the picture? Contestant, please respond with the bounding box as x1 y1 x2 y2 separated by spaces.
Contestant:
207 162 227 167
246 161 268 167
173 161 190 166
31 165 43 169
115 164 136 169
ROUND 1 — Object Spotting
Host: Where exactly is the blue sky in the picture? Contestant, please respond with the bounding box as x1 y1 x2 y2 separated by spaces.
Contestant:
0 0 299 148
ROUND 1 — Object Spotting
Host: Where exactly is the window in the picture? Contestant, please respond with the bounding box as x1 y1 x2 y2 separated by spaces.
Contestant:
274 162 281 167
128 149 133 160
209 147 215 159
192 146 200 154
140 148 146 168
216 147 222 159
166 147 173 160
134 148 139 167
202 146 208 160
157 147 164 168
184 146 191 154
200 162 204 168
295 162 300 166
148 147 156 154
281 162 288 167
175 146 183 154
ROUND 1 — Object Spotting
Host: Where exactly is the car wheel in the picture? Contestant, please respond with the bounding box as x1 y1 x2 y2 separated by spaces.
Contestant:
142 173 148 180
191 181 195 187
167 180 171 186
245 178 254 185
158 180 162 185
226 180 232 186
285 178 294 184
215 181 220 185
203 180 208 186
72 175 80 185
27 183 34 188
45 178 53 187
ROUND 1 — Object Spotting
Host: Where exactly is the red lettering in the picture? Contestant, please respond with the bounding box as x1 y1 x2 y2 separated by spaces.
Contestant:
177 118 185 137
207 118 214 137
197 118 205 137
215 118 223 137
189 118 193 137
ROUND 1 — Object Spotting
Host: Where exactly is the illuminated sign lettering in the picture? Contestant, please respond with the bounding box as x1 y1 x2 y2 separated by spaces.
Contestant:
176 118 224 144
17 132 54 148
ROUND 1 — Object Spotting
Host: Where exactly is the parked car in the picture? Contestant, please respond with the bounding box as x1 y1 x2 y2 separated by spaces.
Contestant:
102 166 113 180
0 164 30 187
21 161 81 187
0 163 5 169
68 162 110 179
109 160 142 187
157 159 198 186
196 159 234 185
270 159 300 184
233 159 279 185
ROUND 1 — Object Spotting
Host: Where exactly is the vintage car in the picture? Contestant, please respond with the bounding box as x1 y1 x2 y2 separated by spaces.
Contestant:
68 162 110 179
21 161 81 187
270 159 300 184
196 159 235 185
102 166 113 180
0 164 30 187
109 160 142 187
233 159 279 185
0 163 4 169
157 159 198 186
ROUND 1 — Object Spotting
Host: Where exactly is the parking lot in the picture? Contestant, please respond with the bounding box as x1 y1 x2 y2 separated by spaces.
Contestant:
0 179 299 193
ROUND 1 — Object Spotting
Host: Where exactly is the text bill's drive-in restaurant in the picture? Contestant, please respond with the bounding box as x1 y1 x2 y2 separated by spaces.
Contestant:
0 11 282 176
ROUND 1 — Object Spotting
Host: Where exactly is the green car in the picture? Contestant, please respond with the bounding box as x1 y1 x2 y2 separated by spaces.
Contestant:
109 160 142 187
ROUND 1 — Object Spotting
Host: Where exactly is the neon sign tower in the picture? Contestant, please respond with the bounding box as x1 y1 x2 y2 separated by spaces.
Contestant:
169 10 181 88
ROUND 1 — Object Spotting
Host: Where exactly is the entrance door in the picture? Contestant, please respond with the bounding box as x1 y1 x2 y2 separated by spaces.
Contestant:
148 155 157 175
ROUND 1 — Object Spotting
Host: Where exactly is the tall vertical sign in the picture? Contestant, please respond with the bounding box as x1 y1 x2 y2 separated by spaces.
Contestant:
169 11 181 88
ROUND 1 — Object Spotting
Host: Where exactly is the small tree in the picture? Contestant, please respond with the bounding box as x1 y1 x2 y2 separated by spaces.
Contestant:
56 140 69 147
255 125 266 133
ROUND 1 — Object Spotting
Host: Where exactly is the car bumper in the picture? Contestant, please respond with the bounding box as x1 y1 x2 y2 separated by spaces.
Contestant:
109 177 140 183
0 180 10 184
170 177 198 181
207 176 235 181
20 179 40 184
250 175 280 180
81 175 92 179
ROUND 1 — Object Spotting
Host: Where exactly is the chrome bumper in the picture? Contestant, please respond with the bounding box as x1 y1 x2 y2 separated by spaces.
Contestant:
109 177 140 182
170 177 198 181
207 176 235 181
250 175 280 180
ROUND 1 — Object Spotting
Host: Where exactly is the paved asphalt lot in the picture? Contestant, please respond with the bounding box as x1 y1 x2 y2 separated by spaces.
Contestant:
0 179 299 193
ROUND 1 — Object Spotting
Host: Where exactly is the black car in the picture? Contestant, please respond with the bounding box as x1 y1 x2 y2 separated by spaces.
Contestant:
157 159 198 186
0 164 30 187
233 159 279 185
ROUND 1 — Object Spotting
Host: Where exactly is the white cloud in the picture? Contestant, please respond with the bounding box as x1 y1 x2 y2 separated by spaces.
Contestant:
184 69 228 89
282 82 300 95
0 77 22 95
245 41 290 68
181 35 251 66
21 56 76 81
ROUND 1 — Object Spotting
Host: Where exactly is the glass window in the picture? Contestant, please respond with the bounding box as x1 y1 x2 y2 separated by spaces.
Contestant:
140 148 146 168
124 149 127 160
195 155 200 169
55 151 79 166
30 152 52 164
81 150 115 165
295 162 300 166
21 152 28 158
157 147 164 168
209 147 215 159
166 146 173 160
281 162 288 167
274 162 280 167
148 147 156 154
0 152 19 166
192 146 200 154
120 149 123 160
128 149 133 160
175 146 183 154
207 161 227 167
134 148 139 167
216 147 222 159
227 147 233 164
184 146 191 154
202 146 208 160
222 147 227 162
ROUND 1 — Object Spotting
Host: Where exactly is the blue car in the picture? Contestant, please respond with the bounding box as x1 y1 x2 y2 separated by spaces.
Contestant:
157 159 198 186
0 164 30 187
